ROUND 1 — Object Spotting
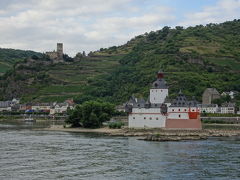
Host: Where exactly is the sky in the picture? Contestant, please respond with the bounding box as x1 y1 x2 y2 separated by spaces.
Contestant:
0 0 240 56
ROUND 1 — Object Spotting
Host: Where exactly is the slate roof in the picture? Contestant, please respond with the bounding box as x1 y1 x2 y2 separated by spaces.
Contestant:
152 78 168 89
170 91 198 107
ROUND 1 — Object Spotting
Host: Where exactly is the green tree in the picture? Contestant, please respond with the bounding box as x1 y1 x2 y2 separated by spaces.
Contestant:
66 101 115 128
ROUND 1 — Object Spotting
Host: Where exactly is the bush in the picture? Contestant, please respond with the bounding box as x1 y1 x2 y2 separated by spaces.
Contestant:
108 122 124 129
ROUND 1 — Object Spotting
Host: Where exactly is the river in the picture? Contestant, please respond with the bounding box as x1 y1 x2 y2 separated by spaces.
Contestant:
0 121 240 180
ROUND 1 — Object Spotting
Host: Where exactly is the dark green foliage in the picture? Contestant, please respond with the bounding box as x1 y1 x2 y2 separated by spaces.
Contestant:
202 119 234 124
0 48 41 73
108 121 124 129
66 101 115 128
63 54 74 62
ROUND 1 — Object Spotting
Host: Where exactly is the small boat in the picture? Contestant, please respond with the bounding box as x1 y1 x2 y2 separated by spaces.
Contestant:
24 115 36 122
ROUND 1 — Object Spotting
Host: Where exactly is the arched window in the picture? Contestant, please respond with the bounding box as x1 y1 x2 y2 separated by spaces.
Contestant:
178 114 181 118
172 109 174 112
144 117 146 119
150 117 152 120
178 109 180 111
156 117 159 120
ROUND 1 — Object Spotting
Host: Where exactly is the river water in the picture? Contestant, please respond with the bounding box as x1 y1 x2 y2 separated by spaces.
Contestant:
0 121 240 180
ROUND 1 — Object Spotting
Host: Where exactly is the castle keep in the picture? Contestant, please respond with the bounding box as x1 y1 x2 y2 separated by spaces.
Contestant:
46 43 64 61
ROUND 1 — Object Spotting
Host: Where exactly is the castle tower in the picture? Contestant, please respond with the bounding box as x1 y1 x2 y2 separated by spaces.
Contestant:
149 70 168 104
57 43 63 58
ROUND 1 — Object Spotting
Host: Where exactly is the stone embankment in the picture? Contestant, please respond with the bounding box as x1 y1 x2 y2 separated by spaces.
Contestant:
43 124 240 141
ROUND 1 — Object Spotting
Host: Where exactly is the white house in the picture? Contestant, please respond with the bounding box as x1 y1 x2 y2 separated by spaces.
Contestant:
0 101 12 112
32 103 52 112
220 102 235 114
221 91 238 99
198 104 219 113
50 102 69 114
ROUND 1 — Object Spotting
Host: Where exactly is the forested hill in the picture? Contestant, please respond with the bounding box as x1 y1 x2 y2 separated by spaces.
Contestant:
0 48 41 74
0 20 240 104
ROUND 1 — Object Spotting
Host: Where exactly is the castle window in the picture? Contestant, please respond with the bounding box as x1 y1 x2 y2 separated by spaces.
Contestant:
179 114 181 118
172 109 174 112
178 109 180 111
150 117 152 120
185 109 187 111
192 109 195 112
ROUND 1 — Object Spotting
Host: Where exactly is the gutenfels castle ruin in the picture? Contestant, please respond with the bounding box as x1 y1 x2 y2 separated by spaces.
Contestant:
46 43 64 62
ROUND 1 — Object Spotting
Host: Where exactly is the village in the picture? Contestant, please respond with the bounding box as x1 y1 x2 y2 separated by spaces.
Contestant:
0 71 239 127
0 99 75 115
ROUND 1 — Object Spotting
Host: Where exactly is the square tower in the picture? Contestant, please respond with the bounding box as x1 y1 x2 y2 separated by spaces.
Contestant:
150 71 168 104
57 43 63 58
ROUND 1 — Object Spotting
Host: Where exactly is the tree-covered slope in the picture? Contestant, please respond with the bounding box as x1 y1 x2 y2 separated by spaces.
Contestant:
1 20 240 104
0 48 41 74
82 20 240 104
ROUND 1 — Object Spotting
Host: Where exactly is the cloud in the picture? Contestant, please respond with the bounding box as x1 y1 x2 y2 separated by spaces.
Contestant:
0 0 177 56
0 0 239 56
180 0 240 27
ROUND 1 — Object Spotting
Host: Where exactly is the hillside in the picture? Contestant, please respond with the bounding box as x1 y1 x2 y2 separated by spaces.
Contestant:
0 48 41 75
0 20 240 105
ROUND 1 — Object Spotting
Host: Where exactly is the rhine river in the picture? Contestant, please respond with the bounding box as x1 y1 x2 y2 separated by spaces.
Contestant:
0 121 240 180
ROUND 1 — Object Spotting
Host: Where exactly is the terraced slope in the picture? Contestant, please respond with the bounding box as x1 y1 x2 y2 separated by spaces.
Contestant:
1 20 240 106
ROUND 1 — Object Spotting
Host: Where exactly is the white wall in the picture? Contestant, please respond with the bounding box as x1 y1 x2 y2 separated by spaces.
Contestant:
0 107 11 112
220 107 235 114
128 111 166 128
132 107 161 113
149 88 168 104
199 107 218 113
167 107 198 119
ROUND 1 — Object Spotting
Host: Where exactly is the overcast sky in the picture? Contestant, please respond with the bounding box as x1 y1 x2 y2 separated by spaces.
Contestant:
0 0 240 56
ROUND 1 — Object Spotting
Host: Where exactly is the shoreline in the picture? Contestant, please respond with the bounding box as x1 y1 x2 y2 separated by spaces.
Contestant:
39 124 240 141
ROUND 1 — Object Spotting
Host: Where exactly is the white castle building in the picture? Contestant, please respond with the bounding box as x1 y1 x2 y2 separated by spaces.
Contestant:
126 71 202 129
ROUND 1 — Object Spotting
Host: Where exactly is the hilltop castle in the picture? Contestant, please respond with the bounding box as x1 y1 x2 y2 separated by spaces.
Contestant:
46 43 64 62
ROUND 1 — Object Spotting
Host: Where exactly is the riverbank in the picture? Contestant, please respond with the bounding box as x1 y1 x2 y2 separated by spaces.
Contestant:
40 124 240 141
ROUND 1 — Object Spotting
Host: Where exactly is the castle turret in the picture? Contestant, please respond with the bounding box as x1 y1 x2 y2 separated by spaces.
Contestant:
149 70 168 104
57 43 63 59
